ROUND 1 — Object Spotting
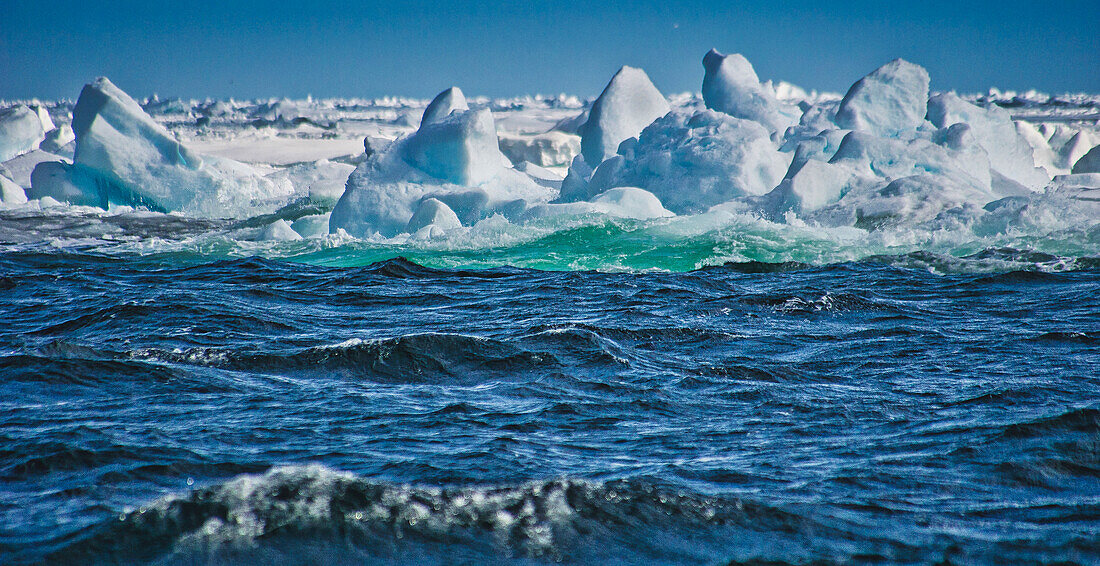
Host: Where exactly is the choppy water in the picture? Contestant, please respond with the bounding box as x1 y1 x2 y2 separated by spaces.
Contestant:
1 209 1099 565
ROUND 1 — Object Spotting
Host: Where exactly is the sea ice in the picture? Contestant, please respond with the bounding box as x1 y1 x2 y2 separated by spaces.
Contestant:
329 87 554 238
290 213 331 239
404 106 503 186
0 172 27 204
584 109 791 213
762 159 853 215
513 161 564 189
498 131 580 168
701 49 797 134
827 130 991 193
1061 133 1097 172
2 149 69 188
834 59 930 137
0 105 53 162
419 87 468 127
267 159 355 203
579 66 670 166
260 219 303 241
40 124 76 153
27 161 106 207
926 93 1048 189
406 197 462 232
823 173 993 231
525 187 673 220
28 77 293 216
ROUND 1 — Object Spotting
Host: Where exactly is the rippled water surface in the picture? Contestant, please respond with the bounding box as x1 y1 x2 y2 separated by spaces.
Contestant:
1 241 1099 564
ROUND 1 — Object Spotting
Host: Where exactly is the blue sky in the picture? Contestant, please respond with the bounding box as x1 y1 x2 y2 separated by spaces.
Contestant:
2 0 1097 100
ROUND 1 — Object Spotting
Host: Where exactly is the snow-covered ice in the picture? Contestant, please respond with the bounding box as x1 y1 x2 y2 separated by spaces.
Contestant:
0 172 27 205
579 66 670 167
701 49 797 134
834 59 930 137
27 78 293 217
329 87 554 238
583 109 791 213
526 187 673 221
1072 145 1100 174
0 105 53 162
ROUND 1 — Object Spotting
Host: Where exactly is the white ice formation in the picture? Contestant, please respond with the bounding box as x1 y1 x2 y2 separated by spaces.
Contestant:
582 109 791 213
1072 145 1100 174
27 78 292 217
526 187 673 220
498 131 580 168
834 59 930 137
701 49 797 134
329 87 554 238
0 104 54 162
578 66 670 167
0 171 27 204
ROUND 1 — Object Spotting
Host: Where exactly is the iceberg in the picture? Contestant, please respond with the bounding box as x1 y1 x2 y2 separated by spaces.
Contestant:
841 173 991 230
1060 133 1096 172
0 171 27 204
40 124 76 153
406 197 462 232
926 93 1048 189
834 59 930 137
29 78 293 217
828 130 991 192
0 105 53 162
2 149 68 188
267 159 355 203
513 161 564 189
419 87 468 127
701 49 797 134
27 161 105 207
579 66 670 166
329 87 554 238
404 106 503 186
585 109 790 213
260 219 303 241
763 159 854 215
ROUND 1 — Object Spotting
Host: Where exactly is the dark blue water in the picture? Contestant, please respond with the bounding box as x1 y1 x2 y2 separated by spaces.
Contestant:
1 251 1098 565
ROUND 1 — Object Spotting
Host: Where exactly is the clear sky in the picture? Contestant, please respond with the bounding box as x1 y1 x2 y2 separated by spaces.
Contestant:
2 0 1097 101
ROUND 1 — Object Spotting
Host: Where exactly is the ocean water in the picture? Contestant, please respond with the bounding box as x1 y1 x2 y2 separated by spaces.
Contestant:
1 210 1099 565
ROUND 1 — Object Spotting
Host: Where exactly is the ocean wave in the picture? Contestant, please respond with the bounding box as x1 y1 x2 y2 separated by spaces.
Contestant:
4 205 1100 273
39 463 1100 566
41 465 845 565
125 334 558 384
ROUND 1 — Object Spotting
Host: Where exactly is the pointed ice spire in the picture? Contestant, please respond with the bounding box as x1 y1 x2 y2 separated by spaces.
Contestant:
405 88 503 185
701 49 790 133
579 66 669 166
420 87 469 129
